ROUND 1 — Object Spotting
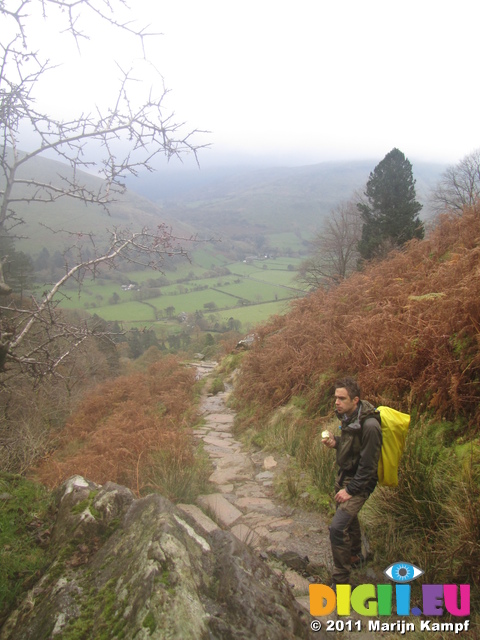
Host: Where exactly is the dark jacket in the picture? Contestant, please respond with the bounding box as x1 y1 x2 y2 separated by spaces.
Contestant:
334 400 382 496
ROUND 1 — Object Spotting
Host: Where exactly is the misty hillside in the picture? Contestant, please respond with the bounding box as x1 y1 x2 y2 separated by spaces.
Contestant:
11 153 446 259
6 154 196 256
129 158 446 237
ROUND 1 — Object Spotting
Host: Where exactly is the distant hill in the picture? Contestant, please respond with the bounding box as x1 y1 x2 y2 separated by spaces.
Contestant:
10 154 446 259
129 159 446 239
6 154 196 256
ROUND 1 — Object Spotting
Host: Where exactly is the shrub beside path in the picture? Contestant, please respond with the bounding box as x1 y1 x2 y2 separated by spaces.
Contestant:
182 361 333 613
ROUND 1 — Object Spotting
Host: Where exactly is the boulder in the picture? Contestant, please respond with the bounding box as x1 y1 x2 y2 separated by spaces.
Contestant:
0 477 321 639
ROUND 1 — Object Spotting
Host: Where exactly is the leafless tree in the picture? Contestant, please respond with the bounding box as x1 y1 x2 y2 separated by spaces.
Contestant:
430 148 480 215
0 0 206 376
296 197 363 290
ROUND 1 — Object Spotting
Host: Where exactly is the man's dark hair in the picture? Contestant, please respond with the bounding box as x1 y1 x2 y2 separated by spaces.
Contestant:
334 377 361 401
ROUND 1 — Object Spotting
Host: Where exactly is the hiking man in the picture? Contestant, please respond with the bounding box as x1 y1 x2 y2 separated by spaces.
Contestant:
322 377 382 586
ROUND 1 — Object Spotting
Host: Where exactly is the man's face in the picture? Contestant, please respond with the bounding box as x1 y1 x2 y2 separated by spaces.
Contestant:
334 387 359 417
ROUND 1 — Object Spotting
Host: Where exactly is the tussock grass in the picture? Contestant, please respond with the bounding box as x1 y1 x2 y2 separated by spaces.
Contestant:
141 445 211 503
263 405 308 456
209 377 225 395
297 420 337 501
362 421 480 633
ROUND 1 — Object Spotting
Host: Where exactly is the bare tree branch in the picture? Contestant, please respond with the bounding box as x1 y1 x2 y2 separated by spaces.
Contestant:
1 224 194 369
0 0 207 379
296 197 362 290
430 148 480 215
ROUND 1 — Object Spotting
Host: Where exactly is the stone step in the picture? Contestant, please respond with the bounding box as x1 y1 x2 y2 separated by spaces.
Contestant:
191 360 333 618
208 452 254 484
234 496 277 512
197 493 243 528
177 503 219 535
295 596 310 613
204 413 235 425
202 435 235 449
284 569 311 596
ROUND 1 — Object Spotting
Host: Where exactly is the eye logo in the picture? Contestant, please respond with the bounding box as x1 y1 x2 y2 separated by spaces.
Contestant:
384 562 424 583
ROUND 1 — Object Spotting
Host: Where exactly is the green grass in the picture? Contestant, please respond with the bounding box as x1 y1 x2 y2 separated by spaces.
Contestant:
190 246 229 269
212 280 294 301
83 301 158 322
267 232 308 252
53 253 305 329
0 473 54 625
217 300 295 326
158 260 208 281
223 262 261 276
228 257 304 275
149 289 238 313
116 269 172 284
244 269 301 286
57 283 131 308
251 257 304 270
245 277 303 294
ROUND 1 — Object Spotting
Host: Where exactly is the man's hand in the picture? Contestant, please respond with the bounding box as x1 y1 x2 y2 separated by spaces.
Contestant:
335 488 352 503
322 431 336 448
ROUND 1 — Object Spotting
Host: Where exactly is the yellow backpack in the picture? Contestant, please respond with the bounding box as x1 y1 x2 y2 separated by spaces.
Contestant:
375 406 411 487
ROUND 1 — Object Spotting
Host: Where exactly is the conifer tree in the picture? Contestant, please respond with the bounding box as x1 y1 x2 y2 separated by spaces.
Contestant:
358 148 424 260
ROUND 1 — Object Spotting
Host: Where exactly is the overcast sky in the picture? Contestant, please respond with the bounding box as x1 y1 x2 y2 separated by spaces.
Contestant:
32 0 480 168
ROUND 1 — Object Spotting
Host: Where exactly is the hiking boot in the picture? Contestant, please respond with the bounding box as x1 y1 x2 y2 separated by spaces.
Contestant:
350 553 365 569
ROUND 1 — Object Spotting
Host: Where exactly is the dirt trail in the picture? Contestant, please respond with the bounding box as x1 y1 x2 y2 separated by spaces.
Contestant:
186 360 333 613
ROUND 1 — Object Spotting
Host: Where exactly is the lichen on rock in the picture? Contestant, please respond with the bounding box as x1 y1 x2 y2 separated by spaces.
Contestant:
0 477 318 639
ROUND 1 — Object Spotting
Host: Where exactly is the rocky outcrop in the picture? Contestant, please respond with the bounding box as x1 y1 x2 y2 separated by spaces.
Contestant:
0 476 320 640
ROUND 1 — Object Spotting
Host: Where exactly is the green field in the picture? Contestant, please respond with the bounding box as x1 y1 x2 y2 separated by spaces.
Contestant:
217 299 296 326
55 250 306 335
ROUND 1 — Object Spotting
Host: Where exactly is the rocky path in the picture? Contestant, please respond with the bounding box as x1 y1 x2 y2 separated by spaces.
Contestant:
180 361 333 614
182 362 406 640
180 361 386 640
